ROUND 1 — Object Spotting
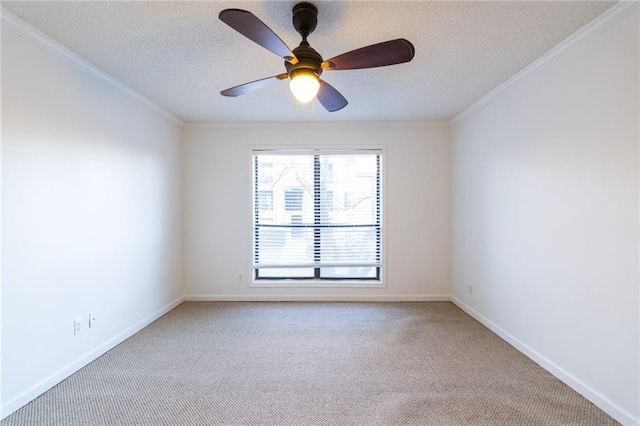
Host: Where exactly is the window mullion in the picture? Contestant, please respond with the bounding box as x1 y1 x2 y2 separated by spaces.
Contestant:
376 154 381 280
313 154 321 279
254 156 260 280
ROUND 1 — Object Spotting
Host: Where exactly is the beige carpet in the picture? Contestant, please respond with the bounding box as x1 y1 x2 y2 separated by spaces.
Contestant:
2 302 617 425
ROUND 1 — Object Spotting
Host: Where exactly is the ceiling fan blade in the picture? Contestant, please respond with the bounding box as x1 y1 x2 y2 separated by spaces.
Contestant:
221 74 288 97
316 80 348 112
322 39 415 71
219 9 294 59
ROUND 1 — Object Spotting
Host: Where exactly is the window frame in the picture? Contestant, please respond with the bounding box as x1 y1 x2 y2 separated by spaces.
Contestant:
251 148 384 285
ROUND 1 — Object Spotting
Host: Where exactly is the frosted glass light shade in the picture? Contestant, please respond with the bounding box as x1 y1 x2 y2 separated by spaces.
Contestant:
289 73 320 103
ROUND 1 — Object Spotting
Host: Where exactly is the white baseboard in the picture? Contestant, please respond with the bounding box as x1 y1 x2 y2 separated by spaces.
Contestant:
184 294 451 302
451 297 638 426
12 295 631 423
1 296 185 420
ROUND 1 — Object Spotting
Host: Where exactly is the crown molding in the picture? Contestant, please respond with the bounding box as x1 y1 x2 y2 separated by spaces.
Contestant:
184 120 450 131
1 7 184 127
451 1 640 124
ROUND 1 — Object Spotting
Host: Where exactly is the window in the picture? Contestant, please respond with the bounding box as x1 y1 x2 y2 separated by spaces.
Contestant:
284 189 303 211
257 190 273 211
343 192 355 210
253 150 382 281
258 162 274 183
290 214 303 238
323 190 334 211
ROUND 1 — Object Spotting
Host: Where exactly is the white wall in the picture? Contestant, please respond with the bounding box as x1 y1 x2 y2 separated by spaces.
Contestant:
4 1 636 422
183 122 451 300
1 22 183 417
451 9 639 425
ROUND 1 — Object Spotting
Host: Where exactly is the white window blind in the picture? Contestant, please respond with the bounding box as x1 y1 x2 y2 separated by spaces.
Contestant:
253 149 382 280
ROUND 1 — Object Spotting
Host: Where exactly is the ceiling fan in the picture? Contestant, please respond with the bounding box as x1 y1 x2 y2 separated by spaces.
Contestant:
219 2 415 112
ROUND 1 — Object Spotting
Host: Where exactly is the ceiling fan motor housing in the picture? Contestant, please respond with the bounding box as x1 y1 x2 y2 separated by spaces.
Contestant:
292 2 318 38
287 3 322 80
286 41 323 79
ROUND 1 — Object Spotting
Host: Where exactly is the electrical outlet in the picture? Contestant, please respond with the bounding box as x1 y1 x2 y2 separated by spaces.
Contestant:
468 284 473 295
237 273 243 281
74 317 84 336
89 312 97 328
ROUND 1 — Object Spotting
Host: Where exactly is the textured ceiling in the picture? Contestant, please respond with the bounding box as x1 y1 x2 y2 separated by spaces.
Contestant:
2 1 615 123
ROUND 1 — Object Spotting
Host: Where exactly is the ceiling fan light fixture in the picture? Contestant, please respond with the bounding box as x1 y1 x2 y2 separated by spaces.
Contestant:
289 70 320 103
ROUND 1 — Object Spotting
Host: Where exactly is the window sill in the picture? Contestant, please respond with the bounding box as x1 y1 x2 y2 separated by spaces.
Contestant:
249 280 385 289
